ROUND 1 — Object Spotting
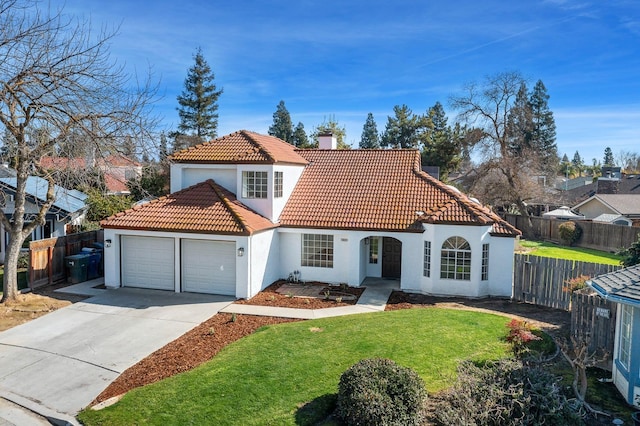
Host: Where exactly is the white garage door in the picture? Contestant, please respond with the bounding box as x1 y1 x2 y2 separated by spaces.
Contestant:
182 239 236 296
121 236 175 290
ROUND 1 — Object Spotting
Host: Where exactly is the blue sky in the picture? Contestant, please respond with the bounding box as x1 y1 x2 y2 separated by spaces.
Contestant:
58 0 639 164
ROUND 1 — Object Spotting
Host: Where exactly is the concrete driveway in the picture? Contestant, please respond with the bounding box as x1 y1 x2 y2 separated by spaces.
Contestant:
0 287 233 423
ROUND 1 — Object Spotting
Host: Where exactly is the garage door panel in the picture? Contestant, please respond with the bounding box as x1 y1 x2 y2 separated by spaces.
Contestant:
121 236 174 290
182 240 235 295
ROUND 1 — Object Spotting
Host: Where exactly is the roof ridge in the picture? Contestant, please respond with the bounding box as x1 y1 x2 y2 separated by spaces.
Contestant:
241 130 277 163
206 179 251 235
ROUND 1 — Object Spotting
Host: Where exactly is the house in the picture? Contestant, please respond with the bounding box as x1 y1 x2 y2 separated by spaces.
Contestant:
100 130 521 299
559 168 640 206
573 194 640 227
0 175 88 263
587 265 640 407
40 154 143 195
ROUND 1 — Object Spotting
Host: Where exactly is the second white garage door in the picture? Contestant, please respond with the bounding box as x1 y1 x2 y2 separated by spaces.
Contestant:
121 236 175 290
181 239 236 296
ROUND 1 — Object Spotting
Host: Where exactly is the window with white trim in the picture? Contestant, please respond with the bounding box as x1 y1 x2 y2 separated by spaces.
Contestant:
423 241 431 277
274 171 283 198
302 234 333 268
619 304 632 370
481 243 489 281
440 236 471 280
368 238 379 264
242 171 268 198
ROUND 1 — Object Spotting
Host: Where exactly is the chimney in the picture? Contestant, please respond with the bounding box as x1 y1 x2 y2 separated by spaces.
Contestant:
318 132 337 149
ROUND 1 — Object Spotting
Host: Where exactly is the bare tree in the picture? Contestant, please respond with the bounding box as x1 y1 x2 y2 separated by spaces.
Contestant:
0 0 157 302
450 71 554 235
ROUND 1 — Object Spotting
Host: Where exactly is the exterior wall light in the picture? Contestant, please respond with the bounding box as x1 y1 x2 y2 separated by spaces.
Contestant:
105 239 112 247
237 247 244 257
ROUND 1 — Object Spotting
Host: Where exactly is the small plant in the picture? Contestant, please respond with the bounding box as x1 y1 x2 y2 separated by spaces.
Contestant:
335 296 343 303
336 358 427 426
558 220 582 246
230 313 237 323
269 295 276 301
506 319 541 356
208 327 215 336
563 274 591 293
323 290 330 300
17 252 29 269
304 298 310 305
286 292 294 298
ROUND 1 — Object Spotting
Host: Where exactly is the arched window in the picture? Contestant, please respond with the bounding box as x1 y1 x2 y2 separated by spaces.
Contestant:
440 236 471 280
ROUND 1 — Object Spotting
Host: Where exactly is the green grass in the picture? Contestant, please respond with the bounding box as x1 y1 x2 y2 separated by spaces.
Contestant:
517 240 622 265
78 309 510 426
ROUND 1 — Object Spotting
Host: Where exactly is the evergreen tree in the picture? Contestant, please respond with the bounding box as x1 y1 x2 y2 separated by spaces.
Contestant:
572 151 584 176
310 117 350 149
560 153 571 177
268 100 294 143
506 82 533 156
121 136 137 160
176 47 223 140
159 132 169 162
359 113 380 149
381 105 428 149
603 147 614 166
421 102 463 180
292 122 309 148
529 80 557 174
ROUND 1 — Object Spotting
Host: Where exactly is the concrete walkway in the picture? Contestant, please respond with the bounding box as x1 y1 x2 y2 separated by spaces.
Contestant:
0 284 233 424
220 278 399 319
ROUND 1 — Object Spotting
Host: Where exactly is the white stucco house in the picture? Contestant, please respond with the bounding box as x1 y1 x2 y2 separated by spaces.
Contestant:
588 265 640 407
101 130 521 299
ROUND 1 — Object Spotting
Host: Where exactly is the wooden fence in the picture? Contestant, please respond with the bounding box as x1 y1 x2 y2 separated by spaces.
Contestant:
570 289 617 367
505 214 640 252
28 230 104 289
512 254 620 310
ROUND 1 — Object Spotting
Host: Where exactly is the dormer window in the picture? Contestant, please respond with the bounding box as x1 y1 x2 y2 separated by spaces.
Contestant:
242 171 268 198
274 171 283 198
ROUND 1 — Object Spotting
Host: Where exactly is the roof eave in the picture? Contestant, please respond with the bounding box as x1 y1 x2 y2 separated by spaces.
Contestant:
587 280 640 308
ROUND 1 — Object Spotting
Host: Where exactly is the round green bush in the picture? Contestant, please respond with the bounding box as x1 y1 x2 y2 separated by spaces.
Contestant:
336 358 427 426
558 220 582 246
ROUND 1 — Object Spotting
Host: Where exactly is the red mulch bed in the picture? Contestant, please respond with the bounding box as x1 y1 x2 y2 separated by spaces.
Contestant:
235 280 365 309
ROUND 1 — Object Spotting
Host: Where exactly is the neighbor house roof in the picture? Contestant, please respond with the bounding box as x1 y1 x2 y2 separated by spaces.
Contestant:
0 176 87 215
101 179 277 235
169 130 308 165
574 194 640 216
588 264 640 306
279 149 520 236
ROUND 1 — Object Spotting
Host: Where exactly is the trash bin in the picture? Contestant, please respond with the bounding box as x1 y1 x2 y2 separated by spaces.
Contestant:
66 254 89 283
81 248 101 280
91 242 104 275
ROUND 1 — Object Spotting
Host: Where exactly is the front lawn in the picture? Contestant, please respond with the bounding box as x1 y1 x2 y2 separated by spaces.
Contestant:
79 308 510 425
517 240 622 265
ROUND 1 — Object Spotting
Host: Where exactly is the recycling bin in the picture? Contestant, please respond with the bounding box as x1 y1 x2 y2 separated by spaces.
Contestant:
81 248 102 279
66 254 89 283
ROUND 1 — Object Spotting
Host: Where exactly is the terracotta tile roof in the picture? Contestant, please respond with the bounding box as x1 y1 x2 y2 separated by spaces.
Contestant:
279 149 520 236
103 173 129 194
101 179 277 235
169 130 308 165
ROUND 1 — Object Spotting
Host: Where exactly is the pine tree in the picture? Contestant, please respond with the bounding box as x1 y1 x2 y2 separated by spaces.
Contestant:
421 102 462 180
159 132 169 161
359 113 380 149
268 100 294 143
529 80 557 174
572 151 584 176
603 147 614 166
176 47 223 141
311 117 350 149
381 105 428 149
292 122 309 148
506 82 533 156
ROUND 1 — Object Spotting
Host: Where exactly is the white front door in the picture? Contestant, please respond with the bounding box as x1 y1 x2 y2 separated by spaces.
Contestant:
182 239 236 296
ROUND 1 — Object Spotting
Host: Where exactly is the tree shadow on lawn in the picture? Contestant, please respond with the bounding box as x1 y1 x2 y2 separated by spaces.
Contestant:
295 393 339 425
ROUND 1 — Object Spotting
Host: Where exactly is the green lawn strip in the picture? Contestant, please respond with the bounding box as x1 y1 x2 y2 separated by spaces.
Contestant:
518 240 622 265
78 308 510 426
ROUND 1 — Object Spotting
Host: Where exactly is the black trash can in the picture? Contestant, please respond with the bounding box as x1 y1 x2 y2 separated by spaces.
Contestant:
66 254 89 283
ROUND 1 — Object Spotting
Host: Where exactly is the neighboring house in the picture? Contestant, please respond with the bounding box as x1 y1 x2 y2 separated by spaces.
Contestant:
560 168 640 206
573 194 640 227
0 176 88 263
40 154 142 195
101 130 521 299
588 265 640 407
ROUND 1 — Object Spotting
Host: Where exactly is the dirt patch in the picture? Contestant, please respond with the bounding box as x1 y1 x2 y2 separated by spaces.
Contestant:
235 280 365 309
0 292 74 332
386 291 571 336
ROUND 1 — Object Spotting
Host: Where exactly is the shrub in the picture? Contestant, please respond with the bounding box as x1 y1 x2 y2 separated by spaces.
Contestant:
618 235 640 267
558 221 582 246
336 358 427 426
563 274 591 293
434 359 580 425
505 319 541 356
